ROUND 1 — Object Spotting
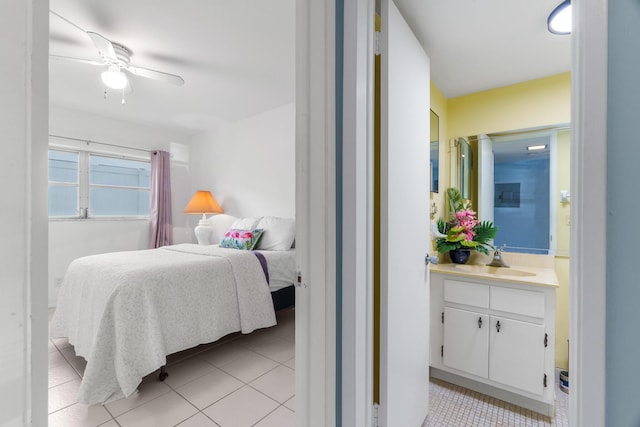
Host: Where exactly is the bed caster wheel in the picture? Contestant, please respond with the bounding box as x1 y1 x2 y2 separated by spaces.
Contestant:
159 367 168 381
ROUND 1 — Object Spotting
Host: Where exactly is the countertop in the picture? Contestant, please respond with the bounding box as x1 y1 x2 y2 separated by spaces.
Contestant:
430 262 559 288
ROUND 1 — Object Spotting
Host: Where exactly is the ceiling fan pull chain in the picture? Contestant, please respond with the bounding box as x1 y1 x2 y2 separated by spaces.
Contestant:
103 89 107 100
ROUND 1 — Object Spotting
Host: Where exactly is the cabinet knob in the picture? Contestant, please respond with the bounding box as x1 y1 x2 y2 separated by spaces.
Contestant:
478 317 483 328
496 320 501 333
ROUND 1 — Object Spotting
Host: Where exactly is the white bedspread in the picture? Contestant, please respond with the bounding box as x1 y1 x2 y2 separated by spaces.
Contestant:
50 244 276 405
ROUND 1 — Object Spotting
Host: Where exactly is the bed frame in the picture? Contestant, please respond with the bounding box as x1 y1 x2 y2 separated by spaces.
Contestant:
271 285 295 312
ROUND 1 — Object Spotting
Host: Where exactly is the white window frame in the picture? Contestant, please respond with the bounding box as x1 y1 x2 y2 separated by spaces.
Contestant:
48 148 151 220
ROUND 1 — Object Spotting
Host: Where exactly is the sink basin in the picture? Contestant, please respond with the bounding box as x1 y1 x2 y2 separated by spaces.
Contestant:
449 264 536 277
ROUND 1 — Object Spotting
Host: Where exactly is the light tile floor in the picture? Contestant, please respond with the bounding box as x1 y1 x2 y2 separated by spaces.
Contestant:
48 307 295 427
424 377 569 426
51 306 569 426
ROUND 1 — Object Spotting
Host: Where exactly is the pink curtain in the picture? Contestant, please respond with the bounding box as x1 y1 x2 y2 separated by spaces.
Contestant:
149 150 173 248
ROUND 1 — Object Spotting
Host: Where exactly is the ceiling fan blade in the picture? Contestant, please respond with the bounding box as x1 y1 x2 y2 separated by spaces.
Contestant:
87 31 118 61
125 65 185 86
50 10 88 35
50 55 104 66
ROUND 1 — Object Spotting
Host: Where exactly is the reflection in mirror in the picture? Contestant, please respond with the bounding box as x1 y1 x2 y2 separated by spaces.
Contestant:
456 126 570 255
490 131 550 254
455 137 473 200
430 110 439 193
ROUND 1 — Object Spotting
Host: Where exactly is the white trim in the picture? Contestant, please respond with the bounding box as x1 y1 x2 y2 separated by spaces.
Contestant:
549 131 558 256
341 0 375 426
295 0 336 425
570 0 608 425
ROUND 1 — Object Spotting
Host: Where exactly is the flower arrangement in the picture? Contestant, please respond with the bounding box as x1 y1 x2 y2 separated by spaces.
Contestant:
435 187 498 256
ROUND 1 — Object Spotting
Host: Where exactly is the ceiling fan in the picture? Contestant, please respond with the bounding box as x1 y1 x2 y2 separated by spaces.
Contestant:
50 10 185 91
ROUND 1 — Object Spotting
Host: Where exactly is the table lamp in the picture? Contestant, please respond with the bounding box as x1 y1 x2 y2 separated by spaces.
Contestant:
183 190 223 245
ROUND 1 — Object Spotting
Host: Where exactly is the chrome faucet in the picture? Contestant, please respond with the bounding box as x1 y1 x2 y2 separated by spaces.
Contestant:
487 244 509 268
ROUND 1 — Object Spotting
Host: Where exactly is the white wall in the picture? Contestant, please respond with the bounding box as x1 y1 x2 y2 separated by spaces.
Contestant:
48 106 196 307
0 0 48 424
190 102 296 218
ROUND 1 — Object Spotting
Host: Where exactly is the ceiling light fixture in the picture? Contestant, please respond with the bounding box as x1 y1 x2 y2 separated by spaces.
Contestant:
527 144 547 151
548 0 572 35
101 65 128 90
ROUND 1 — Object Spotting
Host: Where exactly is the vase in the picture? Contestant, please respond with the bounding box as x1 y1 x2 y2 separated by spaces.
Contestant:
449 248 471 264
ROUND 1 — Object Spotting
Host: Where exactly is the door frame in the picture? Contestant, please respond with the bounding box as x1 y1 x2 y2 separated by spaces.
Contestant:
340 0 376 426
569 0 607 425
295 1 337 426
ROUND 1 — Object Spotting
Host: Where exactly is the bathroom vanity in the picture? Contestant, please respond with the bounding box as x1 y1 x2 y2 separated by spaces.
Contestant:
430 260 559 416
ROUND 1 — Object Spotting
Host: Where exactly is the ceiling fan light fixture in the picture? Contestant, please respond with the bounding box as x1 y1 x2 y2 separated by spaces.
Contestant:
101 66 128 90
548 0 572 35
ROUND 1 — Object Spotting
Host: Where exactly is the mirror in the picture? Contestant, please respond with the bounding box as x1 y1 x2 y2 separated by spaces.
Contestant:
450 137 474 200
452 125 570 255
430 110 439 192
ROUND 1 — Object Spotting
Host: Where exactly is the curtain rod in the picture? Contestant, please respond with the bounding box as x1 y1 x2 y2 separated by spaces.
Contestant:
49 134 154 154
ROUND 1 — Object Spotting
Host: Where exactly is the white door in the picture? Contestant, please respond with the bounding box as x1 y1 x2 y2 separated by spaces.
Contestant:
379 1 431 425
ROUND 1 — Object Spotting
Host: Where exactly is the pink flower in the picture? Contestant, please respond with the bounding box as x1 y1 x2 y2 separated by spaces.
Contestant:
240 231 253 239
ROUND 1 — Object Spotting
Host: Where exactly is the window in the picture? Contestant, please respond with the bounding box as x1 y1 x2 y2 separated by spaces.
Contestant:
48 149 151 218
48 150 79 217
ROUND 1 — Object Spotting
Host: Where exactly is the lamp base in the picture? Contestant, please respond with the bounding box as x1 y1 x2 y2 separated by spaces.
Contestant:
194 219 213 245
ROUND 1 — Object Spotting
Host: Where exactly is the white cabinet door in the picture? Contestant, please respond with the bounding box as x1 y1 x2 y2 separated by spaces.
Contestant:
489 316 546 395
443 307 489 379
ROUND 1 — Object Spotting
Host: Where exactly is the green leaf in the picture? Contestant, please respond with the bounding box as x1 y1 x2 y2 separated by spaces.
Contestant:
446 187 465 220
436 240 461 253
460 240 479 248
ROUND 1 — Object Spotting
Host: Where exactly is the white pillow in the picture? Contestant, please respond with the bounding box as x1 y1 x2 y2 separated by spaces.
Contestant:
208 214 238 244
231 216 262 230
255 216 296 250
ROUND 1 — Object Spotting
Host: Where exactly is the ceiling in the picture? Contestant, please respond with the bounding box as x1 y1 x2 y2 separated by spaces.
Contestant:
490 134 551 163
49 0 571 135
395 0 571 98
49 0 296 135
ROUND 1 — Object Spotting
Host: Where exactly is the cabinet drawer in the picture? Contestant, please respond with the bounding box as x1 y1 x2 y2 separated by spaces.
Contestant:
490 286 545 318
444 280 490 308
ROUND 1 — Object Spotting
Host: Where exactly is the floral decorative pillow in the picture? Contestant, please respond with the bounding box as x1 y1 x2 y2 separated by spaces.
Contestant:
220 228 264 250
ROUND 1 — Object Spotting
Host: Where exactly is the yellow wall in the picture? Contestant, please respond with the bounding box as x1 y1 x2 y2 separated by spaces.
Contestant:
554 128 571 369
431 72 571 368
556 129 571 257
447 73 571 138
430 81 448 242
554 257 570 369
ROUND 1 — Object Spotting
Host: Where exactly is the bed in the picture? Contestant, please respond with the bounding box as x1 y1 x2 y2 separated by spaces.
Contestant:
49 215 296 405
